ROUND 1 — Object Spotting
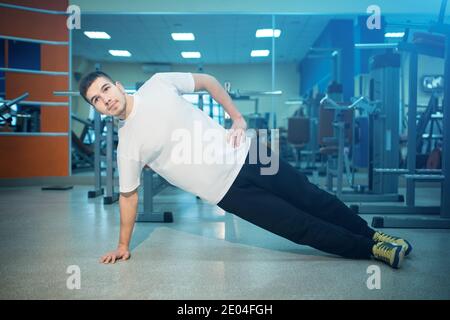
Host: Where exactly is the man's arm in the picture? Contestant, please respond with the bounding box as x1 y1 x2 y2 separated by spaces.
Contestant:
192 73 243 121
100 189 138 264
118 189 138 248
192 73 248 148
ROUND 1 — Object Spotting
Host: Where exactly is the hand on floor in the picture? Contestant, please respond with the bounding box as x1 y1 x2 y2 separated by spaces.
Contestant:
99 246 131 264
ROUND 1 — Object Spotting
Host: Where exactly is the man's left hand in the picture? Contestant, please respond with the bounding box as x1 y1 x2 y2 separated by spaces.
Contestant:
227 116 247 148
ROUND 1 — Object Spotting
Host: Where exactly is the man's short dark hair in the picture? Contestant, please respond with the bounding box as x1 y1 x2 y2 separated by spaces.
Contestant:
79 71 114 104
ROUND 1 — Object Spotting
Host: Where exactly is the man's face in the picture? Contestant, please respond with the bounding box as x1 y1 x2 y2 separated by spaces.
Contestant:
86 77 127 117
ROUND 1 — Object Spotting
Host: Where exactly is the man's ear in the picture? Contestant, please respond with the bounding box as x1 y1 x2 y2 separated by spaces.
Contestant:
116 81 125 93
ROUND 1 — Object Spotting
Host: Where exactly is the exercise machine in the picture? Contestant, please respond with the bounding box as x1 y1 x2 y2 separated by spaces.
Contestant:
0 92 30 131
354 0 450 228
71 114 95 172
318 73 404 203
136 167 173 223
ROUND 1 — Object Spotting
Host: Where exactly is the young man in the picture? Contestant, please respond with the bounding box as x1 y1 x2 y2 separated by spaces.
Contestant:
79 71 412 269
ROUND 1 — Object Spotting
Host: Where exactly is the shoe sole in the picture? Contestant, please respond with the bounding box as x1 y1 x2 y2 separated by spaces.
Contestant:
404 240 412 256
378 239 413 257
392 246 405 269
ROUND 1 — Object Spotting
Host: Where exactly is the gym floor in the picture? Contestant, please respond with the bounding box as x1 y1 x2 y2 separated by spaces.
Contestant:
1 179 449 299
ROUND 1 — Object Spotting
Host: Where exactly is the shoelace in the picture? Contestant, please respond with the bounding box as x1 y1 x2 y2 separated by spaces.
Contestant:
375 232 399 243
374 243 393 263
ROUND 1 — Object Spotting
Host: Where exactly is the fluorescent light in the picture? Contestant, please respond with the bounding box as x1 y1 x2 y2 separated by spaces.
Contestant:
256 29 281 38
181 51 201 58
84 31 111 39
285 100 304 105
109 50 131 57
251 50 270 57
171 33 195 41
385 32 405 38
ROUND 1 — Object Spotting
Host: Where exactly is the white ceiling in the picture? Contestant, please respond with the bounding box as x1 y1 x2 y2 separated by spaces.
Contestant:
72 15 331 65
72 13 449 65
70 0 446 16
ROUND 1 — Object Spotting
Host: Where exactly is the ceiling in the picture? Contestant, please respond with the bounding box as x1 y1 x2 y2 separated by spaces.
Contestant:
72 13 448 65
72 14 331 65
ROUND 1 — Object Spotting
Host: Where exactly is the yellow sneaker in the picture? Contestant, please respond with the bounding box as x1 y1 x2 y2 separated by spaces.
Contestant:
372 242 405 269
373 231 412 256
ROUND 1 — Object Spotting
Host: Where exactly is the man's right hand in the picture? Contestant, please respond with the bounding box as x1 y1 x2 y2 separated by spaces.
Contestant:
99 246 131 264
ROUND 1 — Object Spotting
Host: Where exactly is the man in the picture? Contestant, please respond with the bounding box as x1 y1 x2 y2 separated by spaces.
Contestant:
79 71 412 269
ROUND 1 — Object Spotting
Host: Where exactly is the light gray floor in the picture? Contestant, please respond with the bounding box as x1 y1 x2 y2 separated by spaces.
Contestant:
0 182 449 299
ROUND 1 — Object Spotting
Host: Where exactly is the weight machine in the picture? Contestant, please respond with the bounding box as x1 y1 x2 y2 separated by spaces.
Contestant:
352 0 450 228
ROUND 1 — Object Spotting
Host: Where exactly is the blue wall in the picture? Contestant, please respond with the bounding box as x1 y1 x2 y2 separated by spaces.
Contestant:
299 17 388 100
299 19 354 100
0 40 41 98
354 16 386 76
0 40 4 97
299 24 334 96
8 41 41 70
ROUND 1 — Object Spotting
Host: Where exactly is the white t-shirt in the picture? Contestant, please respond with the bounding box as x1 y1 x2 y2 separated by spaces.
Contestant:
117 72 251 205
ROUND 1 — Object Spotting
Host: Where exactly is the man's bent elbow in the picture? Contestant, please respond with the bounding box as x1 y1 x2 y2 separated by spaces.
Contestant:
193 73 216 91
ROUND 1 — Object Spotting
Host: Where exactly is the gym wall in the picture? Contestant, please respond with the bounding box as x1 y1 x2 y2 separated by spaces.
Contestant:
0 0 70 178
72 56 301 130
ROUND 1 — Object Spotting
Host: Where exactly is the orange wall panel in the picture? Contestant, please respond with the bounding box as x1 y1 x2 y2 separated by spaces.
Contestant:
40 45 70 133
41 45 69 71
41 107 69 132
0 136 69 178
5 73 68 103
0 0 68 11
0 0 70 178
0 9 68 42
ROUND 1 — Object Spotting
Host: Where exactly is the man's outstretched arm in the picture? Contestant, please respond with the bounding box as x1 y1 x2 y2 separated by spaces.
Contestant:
99 189 138 264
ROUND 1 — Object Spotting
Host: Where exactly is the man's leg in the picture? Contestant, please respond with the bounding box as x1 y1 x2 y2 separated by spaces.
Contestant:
217 172 374 259
244 137 375 239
